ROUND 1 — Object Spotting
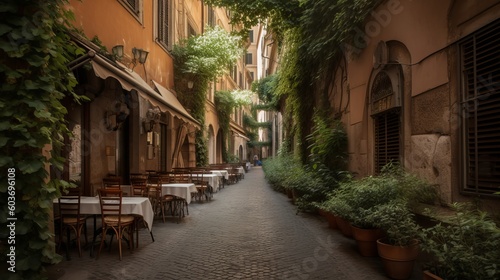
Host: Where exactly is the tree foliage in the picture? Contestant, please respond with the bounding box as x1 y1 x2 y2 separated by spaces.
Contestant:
214 89 254 162
209 0 380 163
203 0 302 40
0 0 84 279
172 26 244 166
173 26 244 80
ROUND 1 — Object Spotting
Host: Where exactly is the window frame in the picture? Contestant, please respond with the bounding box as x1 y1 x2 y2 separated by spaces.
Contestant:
118 0 143 23
156 0 172 51
459 19 500 197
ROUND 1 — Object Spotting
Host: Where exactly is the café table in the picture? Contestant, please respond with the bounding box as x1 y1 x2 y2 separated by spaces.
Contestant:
161 183 197 204
54 196 154 231
190 173 220 192
210 170 229 180
54 196 154 257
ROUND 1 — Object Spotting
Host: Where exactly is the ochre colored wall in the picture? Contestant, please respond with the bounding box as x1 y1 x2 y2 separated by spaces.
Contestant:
69 0 175 89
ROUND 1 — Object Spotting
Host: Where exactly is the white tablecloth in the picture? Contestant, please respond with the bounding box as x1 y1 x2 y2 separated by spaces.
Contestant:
161 183 197 204
54 196 154 231
236 166 245 175
190 173 220 192
210 170 229 180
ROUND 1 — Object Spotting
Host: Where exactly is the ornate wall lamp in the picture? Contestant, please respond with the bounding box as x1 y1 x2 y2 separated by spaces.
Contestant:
143 106 161 133
112 45 124 60
131 47 149 67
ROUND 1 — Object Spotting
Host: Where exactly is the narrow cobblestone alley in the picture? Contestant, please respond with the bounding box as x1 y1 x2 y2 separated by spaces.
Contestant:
48 167 422 280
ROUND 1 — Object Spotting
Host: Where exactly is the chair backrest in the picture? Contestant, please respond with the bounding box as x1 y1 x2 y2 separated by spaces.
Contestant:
171 171 191 183
102 177 121 189
191 172 205 185
58 194 82 220
130 173 148 180
146 174 163 200
130 177 148 197
98 189 123 223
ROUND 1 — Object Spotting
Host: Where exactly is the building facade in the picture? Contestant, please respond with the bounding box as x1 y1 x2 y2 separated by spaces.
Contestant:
325 0 500 210
65 0 250 195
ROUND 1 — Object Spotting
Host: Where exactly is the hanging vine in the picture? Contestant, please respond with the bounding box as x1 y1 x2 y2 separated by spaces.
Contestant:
172 26 244 166
214 90 253 162
0 0 85 279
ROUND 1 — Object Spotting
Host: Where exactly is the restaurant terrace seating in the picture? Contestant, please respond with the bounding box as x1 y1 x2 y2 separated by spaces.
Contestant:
57 188 88 260
96 189 135 261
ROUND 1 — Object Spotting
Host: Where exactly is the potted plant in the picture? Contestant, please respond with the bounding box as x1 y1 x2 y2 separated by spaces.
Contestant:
321 184 355 238
368 199 421 280
316 197 339 229
419 202 500 280
339 176 400 256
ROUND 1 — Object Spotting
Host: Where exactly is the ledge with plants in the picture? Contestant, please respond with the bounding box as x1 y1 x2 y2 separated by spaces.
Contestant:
419 202 500 280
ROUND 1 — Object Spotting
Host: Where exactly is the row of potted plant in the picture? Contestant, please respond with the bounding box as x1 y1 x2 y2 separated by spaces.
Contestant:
316 165 500 280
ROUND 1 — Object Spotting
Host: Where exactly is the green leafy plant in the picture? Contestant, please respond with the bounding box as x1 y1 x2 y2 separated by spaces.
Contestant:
367 199 421 246
0 0 85 279
214 90 253 162
172 26 244 166
420 203 500 280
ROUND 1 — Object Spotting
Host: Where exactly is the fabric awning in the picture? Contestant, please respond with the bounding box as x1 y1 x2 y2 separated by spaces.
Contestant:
151 80 200 127
89 54 200 128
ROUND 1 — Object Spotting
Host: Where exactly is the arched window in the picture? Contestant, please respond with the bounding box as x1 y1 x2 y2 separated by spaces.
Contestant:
371 70 402 173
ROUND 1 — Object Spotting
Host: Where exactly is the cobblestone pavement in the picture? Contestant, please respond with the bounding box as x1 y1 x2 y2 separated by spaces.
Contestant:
48 166 423 280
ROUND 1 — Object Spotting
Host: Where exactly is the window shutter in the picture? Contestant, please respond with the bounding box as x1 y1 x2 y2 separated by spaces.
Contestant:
374 109 401 173
158 0 169 47
461 19 500 195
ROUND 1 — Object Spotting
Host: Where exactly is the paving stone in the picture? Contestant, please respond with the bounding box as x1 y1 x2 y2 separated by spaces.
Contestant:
47 166 423 280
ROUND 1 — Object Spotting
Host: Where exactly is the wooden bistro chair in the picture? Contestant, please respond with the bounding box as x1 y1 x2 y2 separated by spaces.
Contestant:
57 189 88 260
102 176 122 192
96 189 135 261
191 171 212 201
147 174 175 223
130 177 148 197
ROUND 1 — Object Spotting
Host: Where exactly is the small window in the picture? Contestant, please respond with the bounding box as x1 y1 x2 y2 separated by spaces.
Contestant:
125 0 139 13
157 0 170 49
249 30 254 43
245 53 253 65
118 0 142 21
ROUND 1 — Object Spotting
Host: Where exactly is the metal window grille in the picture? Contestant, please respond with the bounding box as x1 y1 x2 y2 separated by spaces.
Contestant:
460 19 500 195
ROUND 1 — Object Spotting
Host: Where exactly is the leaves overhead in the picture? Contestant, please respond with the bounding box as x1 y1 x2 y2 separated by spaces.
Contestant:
173 26 244 80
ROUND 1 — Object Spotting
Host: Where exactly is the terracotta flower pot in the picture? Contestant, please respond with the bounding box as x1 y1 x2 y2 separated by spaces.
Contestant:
377 238 419 280
324 211 338 229
334 216 352 238
351 226 383 257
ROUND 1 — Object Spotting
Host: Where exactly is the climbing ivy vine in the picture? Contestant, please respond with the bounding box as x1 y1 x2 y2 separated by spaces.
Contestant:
214 90 252 162
0 0 85 279
172 26 244 166
206 0 380 164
